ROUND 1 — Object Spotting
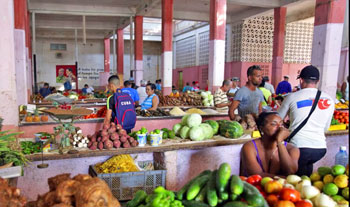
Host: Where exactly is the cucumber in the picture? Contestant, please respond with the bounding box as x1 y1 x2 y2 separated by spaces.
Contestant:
126 190 147 207
230 175 244 195
207 170 218 207
242 181 267 207
223 201 249 207
195 183 208 202
186 173 211 200
182 200 210 207
216 163 231 192
219 191 229 200
177 170 211 200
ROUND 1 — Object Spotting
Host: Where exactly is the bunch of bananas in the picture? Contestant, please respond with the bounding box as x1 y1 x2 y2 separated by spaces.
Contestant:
95 154 139 174
335 102 349 109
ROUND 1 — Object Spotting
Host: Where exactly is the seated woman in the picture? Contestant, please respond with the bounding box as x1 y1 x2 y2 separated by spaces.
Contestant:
240 112 300 177
141 83 159 111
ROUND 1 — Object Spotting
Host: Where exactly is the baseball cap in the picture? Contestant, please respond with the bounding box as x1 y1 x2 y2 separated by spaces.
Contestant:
284 75 289 79
232 77 240 81
297 65 320 80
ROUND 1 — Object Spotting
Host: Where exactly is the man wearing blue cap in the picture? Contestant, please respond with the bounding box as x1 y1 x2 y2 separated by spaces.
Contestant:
278 65 335 176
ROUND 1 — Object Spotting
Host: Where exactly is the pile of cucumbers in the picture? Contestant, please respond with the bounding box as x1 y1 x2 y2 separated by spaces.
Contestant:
177 163 268 207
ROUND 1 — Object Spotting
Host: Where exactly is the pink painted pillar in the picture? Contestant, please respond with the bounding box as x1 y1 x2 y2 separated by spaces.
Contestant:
134 16 143 86
104 38 110 73
271 7 287 88
117 29 124 82
0 0 19 129
208 0 227 92
14 0 29 105
161 0 173 95
311 0 346 98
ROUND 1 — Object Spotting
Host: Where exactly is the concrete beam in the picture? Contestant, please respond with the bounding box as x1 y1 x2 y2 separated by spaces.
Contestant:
29 2 133 17
35 18 118 30
227 0 280 8
228 7 271 23
136 0 161 16
147 9 209 21
286 8 315 23
36 29 110 40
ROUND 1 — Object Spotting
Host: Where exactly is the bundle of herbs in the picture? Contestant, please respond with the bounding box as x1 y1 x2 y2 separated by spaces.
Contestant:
0 130 28 166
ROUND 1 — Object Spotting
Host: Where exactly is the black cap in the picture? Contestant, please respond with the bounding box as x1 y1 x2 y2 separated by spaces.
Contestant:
298 65 320 80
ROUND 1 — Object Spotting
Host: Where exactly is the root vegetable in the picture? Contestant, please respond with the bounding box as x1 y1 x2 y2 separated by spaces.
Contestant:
120 136 127 143
101 130 108 137
103 123 110 130
98 142 104 150
131 141 138 147
87 141 93 148
129 137 135 143
119 129 127 136
116 124 122 130
110 133 119 141
108 127 116 134
97 137 102 142
101 135 109 142
111 122 116 127
113 140 121 148
104 141 113 150
89 145 97 150
122 141 131 148
90 135 96 142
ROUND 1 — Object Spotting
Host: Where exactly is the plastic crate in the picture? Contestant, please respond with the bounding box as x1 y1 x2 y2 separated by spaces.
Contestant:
89 160 166 201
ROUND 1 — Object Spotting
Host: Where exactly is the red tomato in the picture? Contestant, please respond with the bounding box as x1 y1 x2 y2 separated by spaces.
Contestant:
254 184 263 192
259 190 268 198
266 194 279 207
274 200 295 207
279 188 301 202
295 200 313 207
246 175 262 185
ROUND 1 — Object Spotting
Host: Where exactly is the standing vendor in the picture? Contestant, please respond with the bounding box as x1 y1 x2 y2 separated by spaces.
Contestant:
104 75 120 126
141 83 159 111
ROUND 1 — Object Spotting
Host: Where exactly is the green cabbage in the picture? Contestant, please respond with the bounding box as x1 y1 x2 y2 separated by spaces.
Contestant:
189 126 205 141
181 114 190 126
187 113 202 128
199 123 214 139
173 123 182 136
179 126 190 139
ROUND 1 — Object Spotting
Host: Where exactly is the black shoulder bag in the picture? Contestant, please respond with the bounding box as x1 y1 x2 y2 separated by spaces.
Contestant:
286 90 321 142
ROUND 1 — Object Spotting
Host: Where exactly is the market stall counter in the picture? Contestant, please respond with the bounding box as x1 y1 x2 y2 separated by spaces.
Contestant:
16 130 348 201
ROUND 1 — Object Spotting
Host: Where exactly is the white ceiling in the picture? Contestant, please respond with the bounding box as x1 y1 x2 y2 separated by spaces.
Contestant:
29 0 316 39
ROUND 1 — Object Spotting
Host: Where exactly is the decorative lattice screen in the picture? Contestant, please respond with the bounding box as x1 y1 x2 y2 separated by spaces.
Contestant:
231 22 243 62
199 31 209 66
176 35 196 68
284 22 313 64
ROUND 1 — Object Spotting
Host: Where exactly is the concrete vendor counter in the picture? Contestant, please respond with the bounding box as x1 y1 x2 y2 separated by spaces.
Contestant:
17 130 348 201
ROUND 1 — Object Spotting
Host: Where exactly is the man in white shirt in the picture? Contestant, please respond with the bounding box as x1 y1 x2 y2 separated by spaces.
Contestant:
278 65 334 176
263 76 275 95
137 80 148 104
214 80 232 112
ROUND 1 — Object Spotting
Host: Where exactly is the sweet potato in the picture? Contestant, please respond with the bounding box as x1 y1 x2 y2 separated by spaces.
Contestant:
120 136 127 143
90 135 96 143
97 137 102 142
87 141 93 148
103 123 110 130
101 135 109 143
119 129 127 136
104 141 113 150
89 145 97 150
116 124 122 130
113 140 121 148
108 127 116 134
131 141 138 147
110 133 119 141
98 142 104 150
101 130 108 137
122 141 130 148
111 122 116 127
129 137 135 143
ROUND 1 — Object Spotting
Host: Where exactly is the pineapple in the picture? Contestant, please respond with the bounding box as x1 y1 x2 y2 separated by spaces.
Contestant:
25 112 33 122
33 109 40 122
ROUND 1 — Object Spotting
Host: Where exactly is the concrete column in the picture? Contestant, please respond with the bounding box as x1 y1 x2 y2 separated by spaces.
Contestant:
104 38 110 73
161 0 173 95
311 0 347 98
134 16 143 87
0 0 19 129
14 0 28 105
117 29 124 82
208 0 227 92
271 7 287 88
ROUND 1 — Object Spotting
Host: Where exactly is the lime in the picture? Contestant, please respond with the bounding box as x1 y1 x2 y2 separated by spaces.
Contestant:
332 165 346 176
334 174 349 188
313 181 325 191
323 174 334 184
310 172 321 182
342 187 349 200
261 177 273 187
323 183 339 196
155 129 161 134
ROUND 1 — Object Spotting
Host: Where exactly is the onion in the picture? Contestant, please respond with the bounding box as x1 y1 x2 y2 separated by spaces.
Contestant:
296 179 311 192
301 185 320 199
314 193 337 207
287 175 301 186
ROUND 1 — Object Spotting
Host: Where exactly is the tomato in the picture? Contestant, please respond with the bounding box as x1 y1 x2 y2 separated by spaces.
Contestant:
279 188 301 202
295 200 313 207
259 190 267 198
266 194 279 207
274 200 295 207
254 184 263 192
246 175 262 185
239 176 247 181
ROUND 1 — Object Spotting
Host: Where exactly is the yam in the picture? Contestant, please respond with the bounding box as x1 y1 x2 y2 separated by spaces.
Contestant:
98 142 104 150
108 127 116 134
113 140 121 148
104 141 113 150
97 137 102 142
103 123 110 130
101 130 108 137
110 133 119 141
101 135 109 143
90 135 96 143
122 141 131 148
89 145 97 150
120 136 127 143
119 129 127 136
131 141 138 147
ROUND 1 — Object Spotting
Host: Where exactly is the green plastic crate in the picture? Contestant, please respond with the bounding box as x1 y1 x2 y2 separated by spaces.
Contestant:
89 160 166 201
